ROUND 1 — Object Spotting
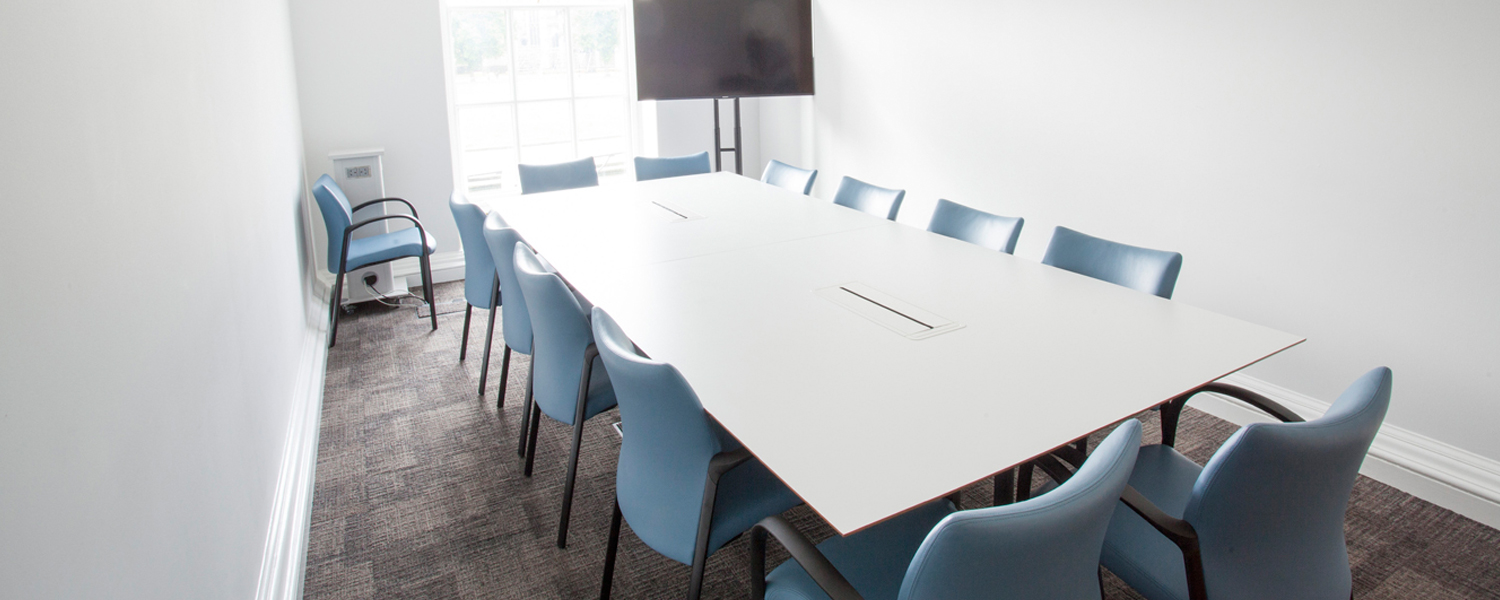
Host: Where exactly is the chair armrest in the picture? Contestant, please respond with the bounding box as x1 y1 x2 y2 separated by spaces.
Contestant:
750 515 863 600
351 197 418 217
1119 486 1198 548
338 214 429 272
706 447 753 481
1196 382 1304 423
1119 486 1208 600
348 213 426 236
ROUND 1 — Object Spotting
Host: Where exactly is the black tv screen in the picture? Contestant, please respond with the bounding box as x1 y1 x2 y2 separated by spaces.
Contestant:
633 0 814 100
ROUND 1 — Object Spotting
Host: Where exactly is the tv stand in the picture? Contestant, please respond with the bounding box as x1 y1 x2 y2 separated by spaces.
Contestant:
712 97 743 175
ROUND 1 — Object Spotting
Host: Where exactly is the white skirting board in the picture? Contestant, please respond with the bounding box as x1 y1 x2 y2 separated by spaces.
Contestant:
254 324 329 600
1197 373 1500 530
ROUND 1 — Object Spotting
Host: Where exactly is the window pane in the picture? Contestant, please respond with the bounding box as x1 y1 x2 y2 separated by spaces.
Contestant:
571 8 625 97
574 96 625 141
450 10 513 104
516 100 574 146
463 147 519 195
520 143 578 166
458 105 515 150
579 137 628 181
513 9 572 101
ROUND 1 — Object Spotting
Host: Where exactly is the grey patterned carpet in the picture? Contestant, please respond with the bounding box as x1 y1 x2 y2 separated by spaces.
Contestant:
305 282 1500 599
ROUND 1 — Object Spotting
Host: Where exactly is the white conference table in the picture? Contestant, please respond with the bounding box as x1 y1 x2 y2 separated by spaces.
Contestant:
490 172 1303 535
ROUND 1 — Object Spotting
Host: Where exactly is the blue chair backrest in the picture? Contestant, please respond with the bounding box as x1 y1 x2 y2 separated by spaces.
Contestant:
482 213 533 354
1042 226 1183 299
635 152 711 182
761 159 818 195
899 420 1143 600
833 176 905 220
449 191 496 309
1184 367 1392 600
518 157 599 195
513 243 596 422
312 174 354 273
927 199 1024 254
592 307 729 565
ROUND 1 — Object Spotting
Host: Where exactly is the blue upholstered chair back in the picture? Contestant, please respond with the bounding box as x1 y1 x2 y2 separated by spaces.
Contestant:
449 191 496 309
1185 367 1391 600
635 152 712 182
1042 226 1183 299
312 174 355 273
482 213 532 354
761 159 818 195
513 243 600 424
927 199 1024 254
592 307 729 564
518 157 599 195
832 176 905 220
898 421 1142 600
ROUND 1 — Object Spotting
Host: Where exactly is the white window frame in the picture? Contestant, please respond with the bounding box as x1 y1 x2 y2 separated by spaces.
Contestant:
439 0 643 199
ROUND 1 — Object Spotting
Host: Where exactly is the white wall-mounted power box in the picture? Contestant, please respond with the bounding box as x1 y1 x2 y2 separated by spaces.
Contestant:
330 148 400 304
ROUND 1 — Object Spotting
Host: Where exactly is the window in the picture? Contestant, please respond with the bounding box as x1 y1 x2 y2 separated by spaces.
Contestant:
445 0 632 197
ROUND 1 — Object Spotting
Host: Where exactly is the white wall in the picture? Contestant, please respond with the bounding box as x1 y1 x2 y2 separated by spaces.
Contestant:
289 0 459 277
0 0 318 597
809 0 1500 462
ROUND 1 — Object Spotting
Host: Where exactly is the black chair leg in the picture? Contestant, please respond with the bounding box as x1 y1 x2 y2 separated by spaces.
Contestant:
599 499 623 600
420 252 437 330
523 402 541 477
459 304 473 361
328 270 346 348
496 346 512 412
517 359 534 457
1161 397 1187 447
1016 461 1036 501
992 468 1015 506
477 280 498 397
557 416 587 548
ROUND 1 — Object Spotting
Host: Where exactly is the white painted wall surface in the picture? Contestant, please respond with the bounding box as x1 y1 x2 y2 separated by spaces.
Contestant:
808 0 1500 462
0 0 318 597
288 0 459 277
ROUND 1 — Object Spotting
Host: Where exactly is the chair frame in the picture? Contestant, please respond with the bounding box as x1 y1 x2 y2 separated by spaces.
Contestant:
599 446 755 600
327 201 437 347
458 275 500 396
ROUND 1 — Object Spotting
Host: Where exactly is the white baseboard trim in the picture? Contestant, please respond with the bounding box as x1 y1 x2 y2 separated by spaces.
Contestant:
1193 373 1500 530
254 323 329 600
392 251 466 288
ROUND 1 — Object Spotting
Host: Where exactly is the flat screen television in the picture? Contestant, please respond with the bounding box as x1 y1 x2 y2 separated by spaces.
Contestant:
633 0 814 101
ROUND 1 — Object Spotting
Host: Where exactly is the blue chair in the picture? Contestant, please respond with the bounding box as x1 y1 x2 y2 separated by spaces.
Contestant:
1042 227 1182 299
762 159 818 195
1101 368 1391 600
635 152 712 181
481 213 533 422
449 192 500 396
518 157 599 195
312 174 437 347
512 243 617 548
832 176 905 220
749 420 1144 600
926 199 1024 253
592 307 803 600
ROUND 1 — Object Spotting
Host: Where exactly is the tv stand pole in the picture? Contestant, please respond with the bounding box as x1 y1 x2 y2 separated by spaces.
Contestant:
712 97 743 175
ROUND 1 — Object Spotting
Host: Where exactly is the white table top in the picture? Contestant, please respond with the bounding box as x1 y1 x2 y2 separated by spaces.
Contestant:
490 173 1303 535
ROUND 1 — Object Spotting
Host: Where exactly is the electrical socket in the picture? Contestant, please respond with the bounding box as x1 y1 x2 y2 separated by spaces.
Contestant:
345 165 372 179
363 273 379 288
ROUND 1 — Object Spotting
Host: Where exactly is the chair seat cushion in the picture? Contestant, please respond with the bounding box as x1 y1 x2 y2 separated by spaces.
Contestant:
1100 444 1203 600
765 499 955 600
344 227 437 271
